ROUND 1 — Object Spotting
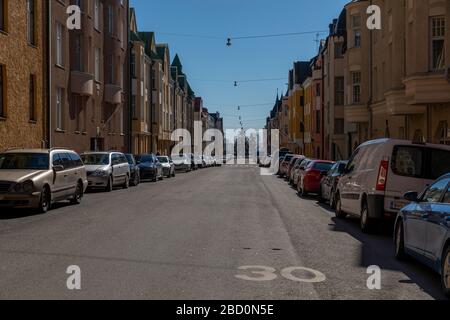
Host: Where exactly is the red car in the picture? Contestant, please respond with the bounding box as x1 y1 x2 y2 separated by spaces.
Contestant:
297 160 335 197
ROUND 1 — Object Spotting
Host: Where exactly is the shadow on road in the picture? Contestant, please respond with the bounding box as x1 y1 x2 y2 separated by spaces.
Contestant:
327 211 446 300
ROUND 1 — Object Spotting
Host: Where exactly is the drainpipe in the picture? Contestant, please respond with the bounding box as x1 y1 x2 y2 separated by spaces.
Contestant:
47 2 52 148
367 0 374 140
127 4 131 153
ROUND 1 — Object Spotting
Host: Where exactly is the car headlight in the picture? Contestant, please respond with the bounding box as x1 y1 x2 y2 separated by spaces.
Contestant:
12 180 34 193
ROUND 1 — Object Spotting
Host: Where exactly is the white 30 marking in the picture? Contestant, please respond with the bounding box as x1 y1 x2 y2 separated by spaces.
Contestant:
235 266 278 282
236 266 326 283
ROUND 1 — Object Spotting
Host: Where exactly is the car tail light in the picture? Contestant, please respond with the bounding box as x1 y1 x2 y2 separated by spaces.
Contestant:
376 160 389 191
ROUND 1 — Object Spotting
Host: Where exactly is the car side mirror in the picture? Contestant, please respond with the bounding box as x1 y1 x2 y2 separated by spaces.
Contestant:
404 192 419 203
53 164 64 172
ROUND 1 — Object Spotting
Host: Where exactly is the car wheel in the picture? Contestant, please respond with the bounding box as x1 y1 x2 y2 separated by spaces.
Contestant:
361 200 373 233
335 193 347 219
134 174 140 186
318 186 325 203
394 221 407 260
38 186 51 213
123 175 130 189
442 246 450 298
70 182 83 205
330 188 336 209
106 176 113 192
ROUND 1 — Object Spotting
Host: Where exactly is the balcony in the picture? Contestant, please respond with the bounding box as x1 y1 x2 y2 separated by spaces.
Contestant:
385 88 426 116
132 119 149 134
345 104 369 123
70 71 94 96
104 84 123 105
404 73 450 106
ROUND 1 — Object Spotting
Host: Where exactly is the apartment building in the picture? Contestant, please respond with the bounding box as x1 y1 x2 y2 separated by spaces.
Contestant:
287 61 310 155
303 77 313 157
50 0 129 153
345 0 450 148
311 52 324 159
322 11 347 161
0 0 47 150
129 10 151 154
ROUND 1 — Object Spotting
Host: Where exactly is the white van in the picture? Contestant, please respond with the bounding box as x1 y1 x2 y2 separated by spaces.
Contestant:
335 139 450 232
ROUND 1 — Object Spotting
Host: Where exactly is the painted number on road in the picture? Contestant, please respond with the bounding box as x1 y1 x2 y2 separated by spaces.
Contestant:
235 266 278 282
236 266 326 283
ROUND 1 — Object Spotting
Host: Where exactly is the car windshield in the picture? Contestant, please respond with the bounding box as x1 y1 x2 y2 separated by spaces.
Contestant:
0 153 49 170
81 154 110 165
136 155 154 163
313 162 334 171
172 155 187 161
158 157 169 163
125 154 134 164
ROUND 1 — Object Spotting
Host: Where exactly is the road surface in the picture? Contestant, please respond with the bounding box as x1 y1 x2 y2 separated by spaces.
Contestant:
0 165 445 299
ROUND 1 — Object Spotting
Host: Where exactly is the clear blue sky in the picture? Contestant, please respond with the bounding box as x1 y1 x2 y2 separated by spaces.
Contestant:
130 0 349 129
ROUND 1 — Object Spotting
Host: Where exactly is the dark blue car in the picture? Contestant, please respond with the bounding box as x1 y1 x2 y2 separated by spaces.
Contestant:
394 174 450 298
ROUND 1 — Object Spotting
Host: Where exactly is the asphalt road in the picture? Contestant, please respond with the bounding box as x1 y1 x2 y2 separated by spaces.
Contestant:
0 165 446 300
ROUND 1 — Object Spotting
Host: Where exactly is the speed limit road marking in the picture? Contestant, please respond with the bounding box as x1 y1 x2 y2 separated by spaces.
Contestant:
235 266 326 283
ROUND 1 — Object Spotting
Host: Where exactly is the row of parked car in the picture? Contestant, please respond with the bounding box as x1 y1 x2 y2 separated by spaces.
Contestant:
0 148 222 214
274 139 450 298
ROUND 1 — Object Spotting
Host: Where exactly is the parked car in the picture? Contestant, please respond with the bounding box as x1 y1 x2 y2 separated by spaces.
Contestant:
158 156 175 178
297 160 335 197
125 154 140 186
394 174 450 298
292 158 313 187
194 155 205 169
279 154 295 177
289 157 305 185
82 152 130 191
319 160 348 208
135 154 163 182
172 154 192 172
188 154 198 171
286 155 304 181
0 148 88 213
335 139 450 233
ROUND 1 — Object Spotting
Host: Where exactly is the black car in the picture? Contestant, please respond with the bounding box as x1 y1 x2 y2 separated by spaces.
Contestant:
135 154 163 182
125 154 140 186
319 160 348 208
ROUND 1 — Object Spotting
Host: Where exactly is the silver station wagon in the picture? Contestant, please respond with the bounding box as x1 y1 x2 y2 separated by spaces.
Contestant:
0 148 88 213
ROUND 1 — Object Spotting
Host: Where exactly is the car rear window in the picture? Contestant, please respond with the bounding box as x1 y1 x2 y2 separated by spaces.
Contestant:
392 146 450 180
313 162 334 171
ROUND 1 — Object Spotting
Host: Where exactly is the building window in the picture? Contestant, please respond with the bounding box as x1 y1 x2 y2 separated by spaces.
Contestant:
26 0 35 45
351 72 361 103
0 64 5 117
94 48 100 81
335 118 344 135
74 34 82 71
351 15 361 48
131 95 136 119
430 16 446 71
334 77 344 105
107 5 113 35
315 110 321 134
56 87 63 130
0 0 6 32
107 55 114 84
334 42 344 59
56 22 63 66
29 75 36 121
130 48 136 78
94 0 100 30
